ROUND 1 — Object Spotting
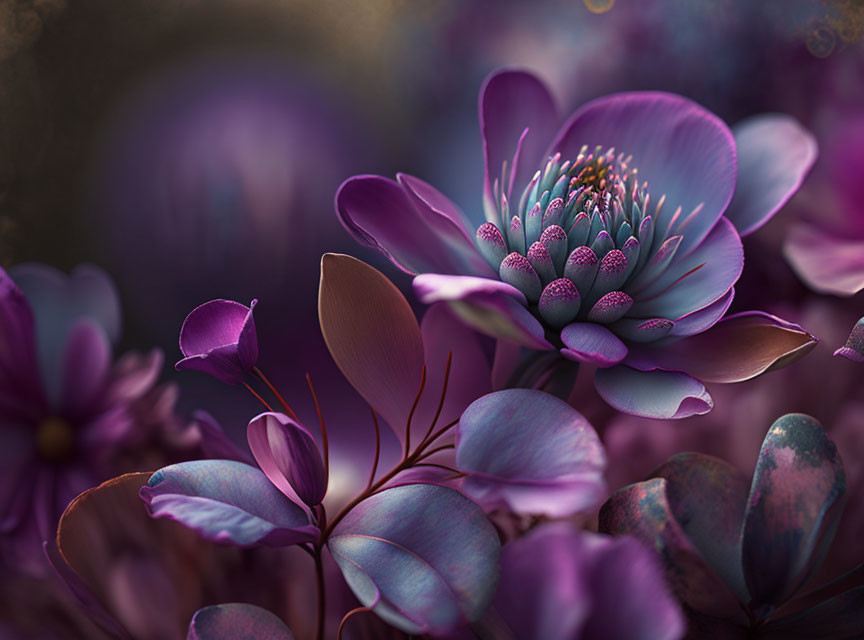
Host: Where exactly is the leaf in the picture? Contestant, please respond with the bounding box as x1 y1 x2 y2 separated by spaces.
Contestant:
187 604 294 640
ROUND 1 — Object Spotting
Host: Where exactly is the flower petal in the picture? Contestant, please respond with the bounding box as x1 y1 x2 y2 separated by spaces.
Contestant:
480 69 558 223
59 320 111 419
669 287 734 337
742 414 846 617
178 300 256 358
598 478 744 620
626 312 817 383
413 273 553 350
594 366 713 419
140 460 318 547
319 254 425 440
187 604 294 640
629 217 743 320
760 587 864 640
329 483 500 636
456 389 606 517
247 412 327 509
336 175 491 277
834 316 864 362
0 267 41 411
726 115 817 237
784 223 864 296
653 453 751 602
560 322 628 367
549 92 736 256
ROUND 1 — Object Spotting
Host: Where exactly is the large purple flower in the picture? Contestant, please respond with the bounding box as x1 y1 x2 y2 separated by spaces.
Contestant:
337 69 818 418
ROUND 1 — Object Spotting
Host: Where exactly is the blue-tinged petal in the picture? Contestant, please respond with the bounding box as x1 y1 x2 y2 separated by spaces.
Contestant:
759 587 864 640
560 322 628 367
594 366 713 419
598 478 745 621
187 604 294 640
742 414 846 619
319 254 425 442
456 389 606 517
328 484 499 636
629 217 743 320
835 316 864 362
414 274 553 350
726 115 817 237
335 175 492 277
480 70 559 223
784 223 864 296
669 288 734 337
140 460 318 547
548 92 736 256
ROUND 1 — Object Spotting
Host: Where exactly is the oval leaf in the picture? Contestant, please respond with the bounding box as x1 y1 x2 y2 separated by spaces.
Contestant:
319 254 424 441
742 413 846 617
140 460 318 547
328 483 500 636
188 604 294 640
456 389 606 517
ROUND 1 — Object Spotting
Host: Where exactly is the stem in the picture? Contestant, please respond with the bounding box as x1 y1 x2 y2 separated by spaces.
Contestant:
253 366 299 422
415 418 460 456
421 351 452 445
416 444 455 460
314 546 326 640
306 373 329 475
367 409 381 489
242 382 273 411
404 365 427 459
337 606 371 640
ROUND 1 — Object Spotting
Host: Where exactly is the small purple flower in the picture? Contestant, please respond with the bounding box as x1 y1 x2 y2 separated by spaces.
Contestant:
176 299 259 385
600 413 860 637
337 69 818 419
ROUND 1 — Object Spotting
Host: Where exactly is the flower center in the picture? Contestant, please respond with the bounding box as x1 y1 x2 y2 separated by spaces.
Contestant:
36 416 75 463
477 146 673 333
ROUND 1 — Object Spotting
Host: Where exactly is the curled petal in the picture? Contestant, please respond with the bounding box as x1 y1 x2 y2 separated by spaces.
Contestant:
726 114 817 237
784 224 864 296
594 366 713 420
414 274 553 350
834 316 864 363
560 322 628 367
187 604 294 640
456 389 606 517
742 414 847 618
669 288 734 337
319 254 425 440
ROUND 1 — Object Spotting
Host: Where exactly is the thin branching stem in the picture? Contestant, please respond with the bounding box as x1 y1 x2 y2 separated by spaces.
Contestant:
420 351 452 446
306 373 329 475
403 365 427 459
253 366 299 421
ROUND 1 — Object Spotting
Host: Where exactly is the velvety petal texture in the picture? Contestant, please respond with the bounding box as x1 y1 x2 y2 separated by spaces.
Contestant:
187 604 294 640
726 114 817 237
594 366 713 419
140 460 318 547
834 316 864 362
319 254 425 439
560 322 628 366
176 299 258 385
456 389 606 517
328 483 499 636
247 412 327 508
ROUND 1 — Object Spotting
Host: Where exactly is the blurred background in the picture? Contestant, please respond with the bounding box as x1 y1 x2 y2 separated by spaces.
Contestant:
1 0 862 453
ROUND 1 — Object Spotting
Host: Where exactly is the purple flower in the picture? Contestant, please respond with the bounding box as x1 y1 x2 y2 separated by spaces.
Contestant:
337 69 818 418
600 413 861 637
487 523 684 640
176 299 259 385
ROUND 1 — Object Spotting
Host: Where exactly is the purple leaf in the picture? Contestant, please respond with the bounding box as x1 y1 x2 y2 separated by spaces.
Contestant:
741 413 847 617
247 412 327 508
328 483 499 636
140 460 318 547
456 389 606 517
187 604 294 640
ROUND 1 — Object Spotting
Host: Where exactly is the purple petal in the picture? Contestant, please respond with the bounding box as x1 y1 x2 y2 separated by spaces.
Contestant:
187 604 294 640
140 460 318 547
629 217 743 320
626 312 817 383
456 389 606 517
549 92 736 256
599 478 744 620
319 254 425 441
335 175 492 277
653 453 751 602
835 316 864 362
760 587 864 640
784 224 864 296
247 412 327 509
669 287 734 337
480 70 558 222
329 484 500 636
742 414 846 617
560 322 628 367
0 267 41 411
59 321 111 419
413 273 553 350
594 366 713 419
726 115 817 237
